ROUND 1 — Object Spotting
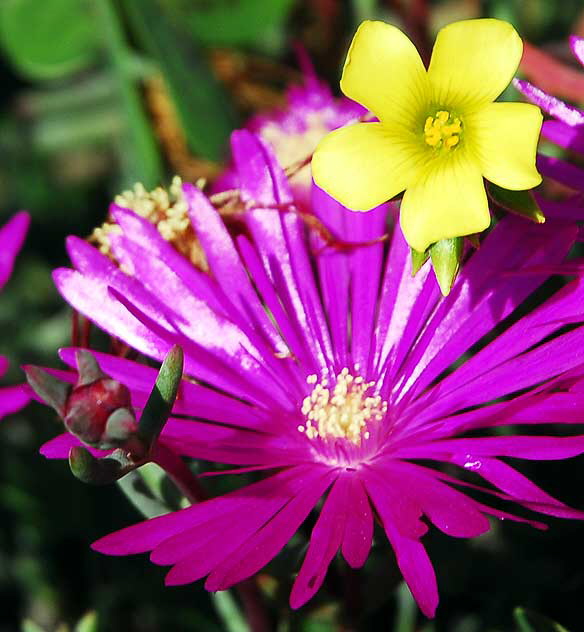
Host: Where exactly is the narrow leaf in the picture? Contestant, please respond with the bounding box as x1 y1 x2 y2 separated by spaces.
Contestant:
98 0 163 187
137 345 183 448
514 608 570 632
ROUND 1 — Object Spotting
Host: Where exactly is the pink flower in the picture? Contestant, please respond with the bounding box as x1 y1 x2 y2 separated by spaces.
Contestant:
42 131 584 617
0 211 30 419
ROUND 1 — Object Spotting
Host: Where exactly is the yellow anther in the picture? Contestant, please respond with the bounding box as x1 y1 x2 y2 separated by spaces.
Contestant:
298 370 388 445
423 110 463 150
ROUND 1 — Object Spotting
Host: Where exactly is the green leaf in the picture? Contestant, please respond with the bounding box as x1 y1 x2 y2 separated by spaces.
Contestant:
487 182 545 224
123 0 236 161
74 612 98 632
0 0 99 80
21 620 46 632
514 608 570 632
167 0 295 49
211 591 250 632
137 345 184 449
117 465 172 519
394 582 417 632
429 237 464 296
98 0 163 187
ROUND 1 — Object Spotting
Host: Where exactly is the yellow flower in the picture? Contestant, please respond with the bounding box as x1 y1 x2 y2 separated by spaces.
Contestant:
312 19 543 252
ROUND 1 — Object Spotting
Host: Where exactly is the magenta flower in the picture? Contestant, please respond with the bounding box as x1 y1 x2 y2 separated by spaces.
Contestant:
214 57 365 209
41 131 584 617
515 36 584 216
0 211 30 419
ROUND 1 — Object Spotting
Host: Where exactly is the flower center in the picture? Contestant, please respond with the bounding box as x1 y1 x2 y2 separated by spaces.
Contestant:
298 368 387 445
424 110 462 149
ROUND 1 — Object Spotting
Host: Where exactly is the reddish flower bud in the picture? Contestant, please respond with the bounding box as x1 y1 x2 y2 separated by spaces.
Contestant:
63 377 134 446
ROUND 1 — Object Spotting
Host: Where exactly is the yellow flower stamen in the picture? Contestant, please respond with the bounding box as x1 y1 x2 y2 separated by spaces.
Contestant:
298 368 387 445
424 111 462 149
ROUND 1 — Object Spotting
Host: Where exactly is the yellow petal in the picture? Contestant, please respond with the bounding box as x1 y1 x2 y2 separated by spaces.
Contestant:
400 152 490 251
312 122 425 211
467 102 543 190
340 20 430 128
428 19 523 111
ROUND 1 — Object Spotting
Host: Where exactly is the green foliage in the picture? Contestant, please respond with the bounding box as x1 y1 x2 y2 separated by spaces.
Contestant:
124 0 236 161
0 0 98 80
514 608 570 632
165 0 296 49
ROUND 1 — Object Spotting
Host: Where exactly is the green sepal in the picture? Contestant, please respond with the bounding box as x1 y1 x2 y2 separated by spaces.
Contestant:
137 345 184 450
410 247 430 276
104 407 138 443
429 237 464 296
24 365 70 416
487 183 545 224
75 349 106 385
68 446 137 485
514 607 570 632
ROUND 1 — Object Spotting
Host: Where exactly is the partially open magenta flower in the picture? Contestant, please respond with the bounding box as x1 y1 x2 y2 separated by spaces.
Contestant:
40 132 584 617
0 211 30 419
312 19 543 252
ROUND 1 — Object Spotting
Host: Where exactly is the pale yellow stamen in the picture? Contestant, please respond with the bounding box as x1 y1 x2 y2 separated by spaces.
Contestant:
424 110 462 149
298 368 387 445
89 176 208 270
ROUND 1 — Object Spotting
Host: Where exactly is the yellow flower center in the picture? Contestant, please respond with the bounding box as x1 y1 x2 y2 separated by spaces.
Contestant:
424 110 462 149
298 368 388 445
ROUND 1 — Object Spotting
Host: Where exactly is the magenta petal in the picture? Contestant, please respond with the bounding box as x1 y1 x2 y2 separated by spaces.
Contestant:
542 120 584 154
0 383 30 419
514 79 584 127
290 475 349 608
204 467 337 591
571 35 584 66
0 211 29 290
40 433 111 459
341 475 373 568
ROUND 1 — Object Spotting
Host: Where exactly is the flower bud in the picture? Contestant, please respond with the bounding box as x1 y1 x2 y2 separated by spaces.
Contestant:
63 377 135 447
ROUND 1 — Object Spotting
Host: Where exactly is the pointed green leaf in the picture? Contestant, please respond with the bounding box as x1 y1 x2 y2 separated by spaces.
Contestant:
514 608 570 632
123 0 236 161
429 237 463 296
0 0 99 80
487 183 545 224
137 345 183 448
69 446 137 485
24 365 70 416
410 247 429 276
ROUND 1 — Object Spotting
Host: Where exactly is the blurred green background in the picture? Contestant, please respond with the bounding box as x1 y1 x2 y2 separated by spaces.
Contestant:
2 1 584 630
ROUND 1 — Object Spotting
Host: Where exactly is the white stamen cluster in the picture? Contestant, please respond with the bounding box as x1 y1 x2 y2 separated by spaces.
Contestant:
298 368 387 445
